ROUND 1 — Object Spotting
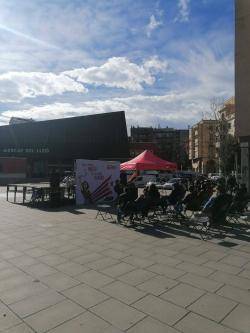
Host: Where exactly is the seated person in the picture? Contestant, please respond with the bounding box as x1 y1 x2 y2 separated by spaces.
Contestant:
161 181 186 213
135 183 160 217
195 184 214 208
183 185 196 203
127 182 138 201
117 183 138 221
230 183 249 213
202 185 232 225
114 179 124 199
227 175 237 193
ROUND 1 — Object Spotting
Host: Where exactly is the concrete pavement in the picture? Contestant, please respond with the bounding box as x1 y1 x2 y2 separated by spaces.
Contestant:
0 188 250 332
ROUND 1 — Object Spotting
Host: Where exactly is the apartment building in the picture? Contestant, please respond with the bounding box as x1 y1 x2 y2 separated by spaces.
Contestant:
235 0 250 191
214 97 237 173
218 97 235 137
130 126 189 169
189 120 218 174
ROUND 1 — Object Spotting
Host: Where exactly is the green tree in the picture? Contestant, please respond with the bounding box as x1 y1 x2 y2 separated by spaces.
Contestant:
219 134 238 175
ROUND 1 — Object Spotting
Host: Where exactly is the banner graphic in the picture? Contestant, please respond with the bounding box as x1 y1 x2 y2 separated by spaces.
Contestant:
75 159 120 205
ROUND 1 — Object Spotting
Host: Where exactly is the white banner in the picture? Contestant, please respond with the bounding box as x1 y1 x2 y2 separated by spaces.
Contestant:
75 159 120 205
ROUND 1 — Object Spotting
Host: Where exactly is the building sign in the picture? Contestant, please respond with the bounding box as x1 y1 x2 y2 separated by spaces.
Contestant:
75 159 120 205
1 148 50 154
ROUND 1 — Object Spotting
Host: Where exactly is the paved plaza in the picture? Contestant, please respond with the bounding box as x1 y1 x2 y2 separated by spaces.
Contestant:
0 188 250 332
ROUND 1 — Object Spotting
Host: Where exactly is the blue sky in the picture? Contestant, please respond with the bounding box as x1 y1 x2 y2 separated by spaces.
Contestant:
0 0 234 129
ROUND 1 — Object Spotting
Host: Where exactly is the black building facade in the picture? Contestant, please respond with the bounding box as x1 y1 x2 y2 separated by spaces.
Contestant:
0 111 129 177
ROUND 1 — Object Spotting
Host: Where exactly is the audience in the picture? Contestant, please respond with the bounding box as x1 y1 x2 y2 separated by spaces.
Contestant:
116 174 249 226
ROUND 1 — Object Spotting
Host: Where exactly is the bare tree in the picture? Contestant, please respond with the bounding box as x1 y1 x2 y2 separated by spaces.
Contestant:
210 97 224 120
209 97 238 175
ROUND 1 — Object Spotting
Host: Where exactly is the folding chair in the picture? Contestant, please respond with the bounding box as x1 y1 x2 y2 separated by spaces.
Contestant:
95 198 116 222
187 213 211 240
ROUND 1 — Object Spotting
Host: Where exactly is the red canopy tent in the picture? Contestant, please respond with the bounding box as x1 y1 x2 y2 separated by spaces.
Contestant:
120 150 177 171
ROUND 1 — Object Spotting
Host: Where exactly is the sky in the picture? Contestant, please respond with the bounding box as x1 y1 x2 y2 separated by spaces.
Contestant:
0 0 234 130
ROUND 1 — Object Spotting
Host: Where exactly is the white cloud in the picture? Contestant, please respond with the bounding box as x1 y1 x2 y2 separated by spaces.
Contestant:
175 0 190 23
0 40 233 130
0 56 167 102
64 57 167 91
171 42 234 99
0 92 204 129
0 71 86 101
143 56 169 73
146 15 162 37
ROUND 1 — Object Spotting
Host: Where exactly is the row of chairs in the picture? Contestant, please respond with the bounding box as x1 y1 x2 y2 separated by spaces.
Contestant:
101 196 250 240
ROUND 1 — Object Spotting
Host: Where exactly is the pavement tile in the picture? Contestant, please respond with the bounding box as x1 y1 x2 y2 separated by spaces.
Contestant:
3 323 35 333
161 283 205 307
176 262 215 277
124 247 152 258
101 249 129 259
148 254 182 266
179 272 224 292
173 253 208 265
24 262 58 277
238 269 250 279
40 272 80 291
147 263 186 279
102 327 125 333
56 261 89 277
122 255 155 269
75 269 114 288
199 250 228 261
0 301 22 331
153 247 178 257
24 247 49 258
87 257 119 270
231 249 250 260
47 310 115 333
9 289 65 318
181 245 207 256
127 316 179 333
118 268 156 286
0 261 12 270
238 245 250 254
203 260 243 275
209 271 250 290
0 275 33 293
62 283 109 308
0 250 23 260
108 241 130 252
222 304 250 333
51 244 81 254
188 293 237 322
137 275 178 296
0 280 48 305
101 262 136 278
216 284 250 306
73 253 105 265
0 267 25 281
79 243 107 253
61 248 92 259
175 312 236 333
8 255 38 268
24 299 84 333
133 295 187 326
91 298 145 331
165 243 190 252
38 254 68 266
219 254 249 268
100 280 146 304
